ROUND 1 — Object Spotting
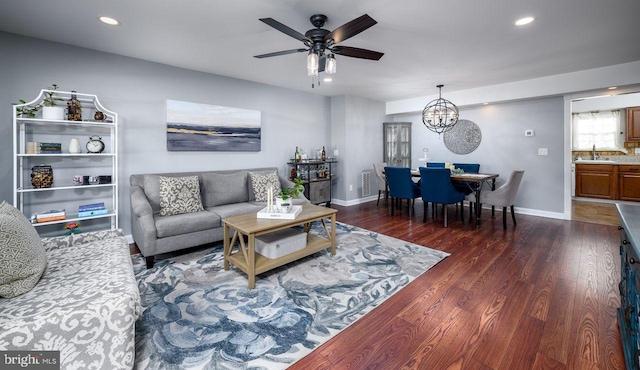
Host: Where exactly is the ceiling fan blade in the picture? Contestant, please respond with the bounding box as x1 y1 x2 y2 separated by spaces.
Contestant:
259 18 311 43
254 49 308 59
325 14 377 44
331 46 384 60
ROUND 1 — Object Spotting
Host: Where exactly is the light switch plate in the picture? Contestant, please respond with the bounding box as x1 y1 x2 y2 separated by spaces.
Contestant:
538 148 549 156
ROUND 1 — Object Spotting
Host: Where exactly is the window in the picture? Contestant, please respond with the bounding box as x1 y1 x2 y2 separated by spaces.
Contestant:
572 110 625 152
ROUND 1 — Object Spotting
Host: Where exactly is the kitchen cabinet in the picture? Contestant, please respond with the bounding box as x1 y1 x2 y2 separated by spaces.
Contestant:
383 122 411 167
575 164 618 199
627 106 640 142
616 204 640 370
620 165 640 201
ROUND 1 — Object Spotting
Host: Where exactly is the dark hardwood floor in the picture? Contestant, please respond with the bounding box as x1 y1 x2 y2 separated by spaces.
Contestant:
290 200 625 370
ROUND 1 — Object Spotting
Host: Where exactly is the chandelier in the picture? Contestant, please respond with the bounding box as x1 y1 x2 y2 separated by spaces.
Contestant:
422 84 459 134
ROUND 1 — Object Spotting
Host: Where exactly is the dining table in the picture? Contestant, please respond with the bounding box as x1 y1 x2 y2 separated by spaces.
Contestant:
410 170 499 227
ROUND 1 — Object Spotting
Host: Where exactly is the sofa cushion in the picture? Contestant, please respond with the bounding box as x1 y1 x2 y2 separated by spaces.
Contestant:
0 201 47 298
249 171 281 202
201 171 249 207
207 202 264 220
159 176 205 216
155 211 221 238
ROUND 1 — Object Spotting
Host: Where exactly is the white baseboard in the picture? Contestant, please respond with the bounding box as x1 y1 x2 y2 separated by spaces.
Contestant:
126 234 134 244
330 195 378 207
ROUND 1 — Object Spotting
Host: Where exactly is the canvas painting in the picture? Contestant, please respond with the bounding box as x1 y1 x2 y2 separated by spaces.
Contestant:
167 100 261 151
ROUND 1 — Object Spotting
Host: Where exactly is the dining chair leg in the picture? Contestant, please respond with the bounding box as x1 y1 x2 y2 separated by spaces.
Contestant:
423 200 427 222
391 197 395 216
377 190 381 206
511 205 517 226
502 206 507 229
469 202 473 220
460 201 464 222
444 204 449 227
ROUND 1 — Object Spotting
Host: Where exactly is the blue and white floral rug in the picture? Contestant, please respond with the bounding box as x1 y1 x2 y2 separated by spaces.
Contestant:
132 222 449 369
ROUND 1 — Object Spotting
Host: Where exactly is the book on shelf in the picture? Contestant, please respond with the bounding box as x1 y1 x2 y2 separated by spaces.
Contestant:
78 202 105 212
36 209 66 219
39 150 62 154
37 215 66 223
78 208 108 218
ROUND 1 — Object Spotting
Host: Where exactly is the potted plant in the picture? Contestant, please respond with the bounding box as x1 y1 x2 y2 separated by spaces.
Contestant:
41 84 65 120
12 99 40 118
276 177 306 208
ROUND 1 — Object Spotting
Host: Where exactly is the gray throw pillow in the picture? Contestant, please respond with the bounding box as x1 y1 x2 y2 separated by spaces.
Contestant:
159 176 205 216
0 201 47 298
249 171 281 202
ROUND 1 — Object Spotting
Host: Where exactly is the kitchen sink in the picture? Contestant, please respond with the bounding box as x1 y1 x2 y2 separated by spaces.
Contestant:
574 159 615 164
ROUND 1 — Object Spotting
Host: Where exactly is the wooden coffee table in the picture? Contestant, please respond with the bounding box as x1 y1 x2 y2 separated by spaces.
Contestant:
222 204 337 289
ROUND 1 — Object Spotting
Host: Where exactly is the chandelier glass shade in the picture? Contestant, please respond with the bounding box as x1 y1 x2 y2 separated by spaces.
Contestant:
422 85 459 134
307 51 319 76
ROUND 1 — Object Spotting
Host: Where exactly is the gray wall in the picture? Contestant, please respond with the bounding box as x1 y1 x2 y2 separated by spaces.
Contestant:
0 32 331 236
394 96 565 214
331 95 388 202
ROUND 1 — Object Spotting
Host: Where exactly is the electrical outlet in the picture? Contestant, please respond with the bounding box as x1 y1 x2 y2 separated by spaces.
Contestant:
349 184 353 191
538 148 548 156
333 149 339 156
635 148 640 154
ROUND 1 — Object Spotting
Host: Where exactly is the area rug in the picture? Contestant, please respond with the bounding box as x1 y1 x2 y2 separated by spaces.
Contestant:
132 222 449 369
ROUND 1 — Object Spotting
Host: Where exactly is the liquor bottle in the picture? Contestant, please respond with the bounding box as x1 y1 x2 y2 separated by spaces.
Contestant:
321 146 326 160
67 91 82 121
294 146 300 162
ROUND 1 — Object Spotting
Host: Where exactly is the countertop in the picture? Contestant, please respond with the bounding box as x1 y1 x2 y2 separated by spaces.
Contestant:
616 203 640 256
574 160 640 165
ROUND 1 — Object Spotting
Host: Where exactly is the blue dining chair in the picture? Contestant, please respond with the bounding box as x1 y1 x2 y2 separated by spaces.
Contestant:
426 162 446 168
419 167 465 227
384 166 421 217
452 163 480 195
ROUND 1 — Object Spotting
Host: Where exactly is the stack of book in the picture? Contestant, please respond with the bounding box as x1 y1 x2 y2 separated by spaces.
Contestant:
38 142 62 154
36 209 66 223
78 202 107 217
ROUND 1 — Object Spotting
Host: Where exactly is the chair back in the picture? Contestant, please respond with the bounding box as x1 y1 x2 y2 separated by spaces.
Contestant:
426 162 445 168
373 162 387 191
419 167 465 204
497 170 525 205
384 167 419 199
453 163 480 173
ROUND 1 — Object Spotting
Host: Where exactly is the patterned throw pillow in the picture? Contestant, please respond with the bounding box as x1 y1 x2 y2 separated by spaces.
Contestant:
159 176 205 216
0 201 47 298
249 171 281 202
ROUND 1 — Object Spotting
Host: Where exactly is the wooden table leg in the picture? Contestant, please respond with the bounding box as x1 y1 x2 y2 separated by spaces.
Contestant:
475 187 482 228
223 223 230 270
491 178 496 218
248 233 255 289
330 214 336 255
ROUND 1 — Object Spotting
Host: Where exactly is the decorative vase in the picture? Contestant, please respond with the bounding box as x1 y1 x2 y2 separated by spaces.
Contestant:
42 106 64 120
68 138 82 154
67 91 82 121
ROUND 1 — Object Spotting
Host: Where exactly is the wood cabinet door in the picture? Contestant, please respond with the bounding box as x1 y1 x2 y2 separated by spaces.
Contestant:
575 164 617 199
619 165 640 201
627 106 640 142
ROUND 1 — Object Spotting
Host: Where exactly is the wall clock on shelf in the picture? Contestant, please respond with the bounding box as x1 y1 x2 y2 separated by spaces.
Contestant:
443 119 482 155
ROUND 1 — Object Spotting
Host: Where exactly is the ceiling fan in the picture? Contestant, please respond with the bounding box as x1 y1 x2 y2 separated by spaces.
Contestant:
254 14 384 80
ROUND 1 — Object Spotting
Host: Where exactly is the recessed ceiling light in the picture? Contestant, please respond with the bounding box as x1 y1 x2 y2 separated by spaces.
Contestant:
483 102 489 105
98 16 120 26
608 86 617 90
514 17 535 26
323 78 332 82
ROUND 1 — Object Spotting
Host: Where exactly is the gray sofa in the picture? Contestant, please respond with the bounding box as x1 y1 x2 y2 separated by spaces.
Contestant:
0 229 141 370
130 167 309 268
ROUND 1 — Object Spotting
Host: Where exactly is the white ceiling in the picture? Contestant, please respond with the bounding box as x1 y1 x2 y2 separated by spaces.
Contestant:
1 0 639 102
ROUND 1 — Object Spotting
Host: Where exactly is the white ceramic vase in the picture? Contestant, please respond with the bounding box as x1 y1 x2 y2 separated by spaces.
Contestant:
68 138 82 154
42 106 64 120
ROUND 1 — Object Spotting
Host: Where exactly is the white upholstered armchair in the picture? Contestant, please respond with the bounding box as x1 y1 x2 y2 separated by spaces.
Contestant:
466 170 525 229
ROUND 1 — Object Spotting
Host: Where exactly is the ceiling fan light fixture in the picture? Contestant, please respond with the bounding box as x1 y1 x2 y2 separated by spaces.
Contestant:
307 51 319 76
422 85 459 135
325 54 337 74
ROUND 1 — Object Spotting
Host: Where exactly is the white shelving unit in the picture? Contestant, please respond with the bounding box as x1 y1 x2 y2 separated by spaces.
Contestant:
12 90 118 235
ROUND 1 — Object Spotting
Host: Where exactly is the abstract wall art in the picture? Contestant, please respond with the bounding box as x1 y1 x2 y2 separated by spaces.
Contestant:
167 100 261 151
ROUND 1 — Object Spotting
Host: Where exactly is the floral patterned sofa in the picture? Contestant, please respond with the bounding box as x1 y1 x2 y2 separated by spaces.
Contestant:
0 229 141 370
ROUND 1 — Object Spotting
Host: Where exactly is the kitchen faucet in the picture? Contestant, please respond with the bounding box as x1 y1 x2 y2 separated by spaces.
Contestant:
592 144 600 160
